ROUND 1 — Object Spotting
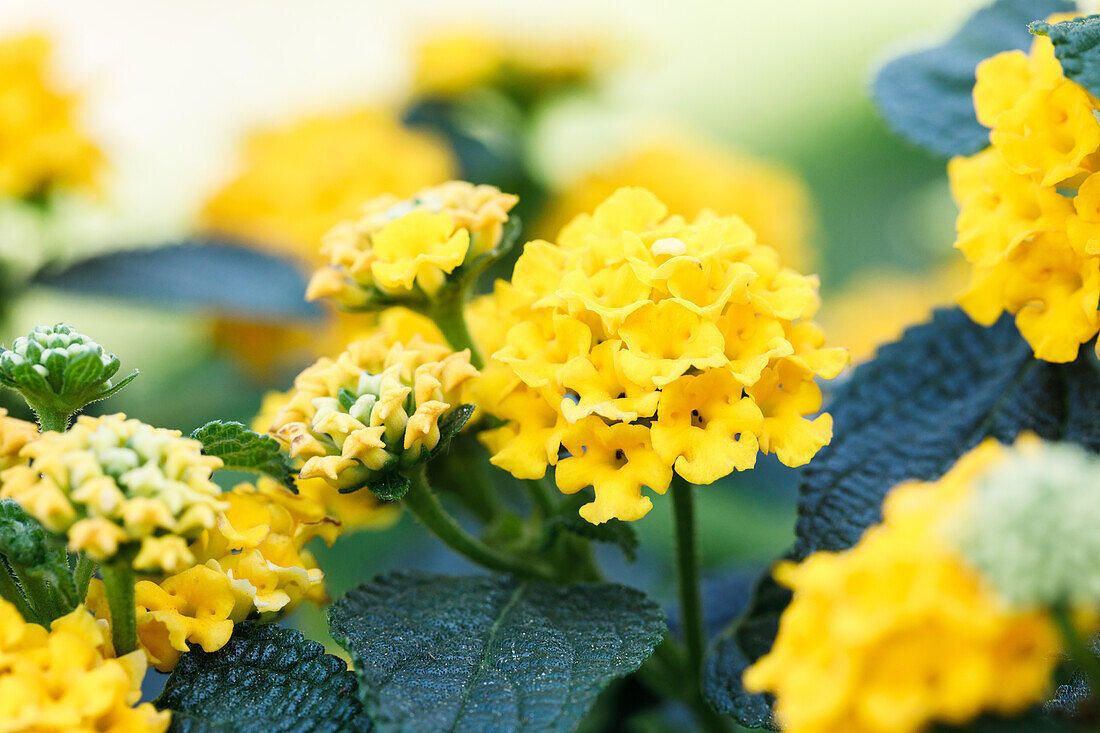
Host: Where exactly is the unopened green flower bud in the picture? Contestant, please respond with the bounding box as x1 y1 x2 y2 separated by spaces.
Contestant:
0 324 138 431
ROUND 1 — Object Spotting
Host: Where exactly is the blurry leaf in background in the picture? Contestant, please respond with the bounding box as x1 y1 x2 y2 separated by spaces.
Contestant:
329 570 665 733
1032 14 1100 99
32 240 321 319
535 137 816 272
871 0 1075 158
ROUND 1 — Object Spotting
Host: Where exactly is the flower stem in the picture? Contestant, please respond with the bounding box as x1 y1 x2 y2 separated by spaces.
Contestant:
1052 604 1100 694
30 404 70 433
427 288 484 369
404 466 553 580
671 474 705 699
525 477 557 517
99 562 137 655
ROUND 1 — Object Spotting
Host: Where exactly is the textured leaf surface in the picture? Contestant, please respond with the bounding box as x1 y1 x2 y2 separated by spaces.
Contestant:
872 0 1074 157
1032 15 1100 98
328 570 665 733
191 421 295 489
33 240 321 319
156 623 370 733
705 309 1100 726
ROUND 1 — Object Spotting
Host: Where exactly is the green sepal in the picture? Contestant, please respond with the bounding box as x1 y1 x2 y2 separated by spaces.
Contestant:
190 420 296 490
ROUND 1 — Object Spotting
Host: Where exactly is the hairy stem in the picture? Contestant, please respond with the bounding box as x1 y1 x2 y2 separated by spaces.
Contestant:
100 562 137 655
671 475 705 701
427 288 484 369
404 466 552 580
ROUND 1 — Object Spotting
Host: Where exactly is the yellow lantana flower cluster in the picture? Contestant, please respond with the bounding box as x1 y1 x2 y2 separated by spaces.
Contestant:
481 187 847 524
414 28 606 99
0 414 226 573
537 139 816 272
743 440 1066 733
0 599 169 732
268 334 479 491
950 25 1100 362
307 181 518 306
0 34 103 199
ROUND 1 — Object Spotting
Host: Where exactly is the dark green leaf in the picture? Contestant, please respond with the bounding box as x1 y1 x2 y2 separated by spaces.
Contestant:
872 0 1074 157
328 571 666 733
191 421 295 490
1032 15 1100 98
156 623 371 733
546 514 639 563
363 471 410 501
32 240 322 320
931 710 1077 731
705 308 1100 727
0 499 77 606
428 404 476 459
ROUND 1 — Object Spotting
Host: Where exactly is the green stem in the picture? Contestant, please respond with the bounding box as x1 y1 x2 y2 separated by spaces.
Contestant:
0 557 37 623
30 403 70 433
1052 604 1100 695
672 475 705 701
427 289 484 369
525 477 557 517
99 562 137 655
404 466 552 580
73 554 96 602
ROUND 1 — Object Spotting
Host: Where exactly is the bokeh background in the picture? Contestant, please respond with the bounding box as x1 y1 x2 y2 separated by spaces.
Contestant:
0 0 989 727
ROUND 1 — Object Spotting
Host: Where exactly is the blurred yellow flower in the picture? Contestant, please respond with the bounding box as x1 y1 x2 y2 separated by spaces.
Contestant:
308 181 518 307
482 187 845 524
0 34 104 199
0 599 168 732
0 414 225 573
414 28 606 99
818 264 968 364
270 334 479 492
537 139 816 271
951 24 1100 362
201 107 456 375
744 440 1067 733
0 407 36 470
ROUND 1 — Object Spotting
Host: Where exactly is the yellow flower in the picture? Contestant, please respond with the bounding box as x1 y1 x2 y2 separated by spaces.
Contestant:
0 407 36 470
484 187 846 523
308 181 518 307
414 28 606 98
270 334 479 492
0 598 168 731
743 441 1066 733
536 138 816 271
0 414 226 573
951 23 1100 362
0 34 104 199
201 106 456 375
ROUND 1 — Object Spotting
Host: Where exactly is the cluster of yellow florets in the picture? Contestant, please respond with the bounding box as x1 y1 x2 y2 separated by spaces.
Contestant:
88 477 339 672
307 181 518 306
479 187 847 524
0 414 226 573
951 22 1100 362
267 334 479 491
0 599 168 732
414 28 606 98
743 440 1068 733
0 34 103 199
537 139 815 272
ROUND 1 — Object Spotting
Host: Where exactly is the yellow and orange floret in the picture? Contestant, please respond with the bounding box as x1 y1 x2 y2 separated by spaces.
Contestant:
477 187 847 524
0 598 168 732
950 17 1100 362
743 439 1077 733
0 33 104 199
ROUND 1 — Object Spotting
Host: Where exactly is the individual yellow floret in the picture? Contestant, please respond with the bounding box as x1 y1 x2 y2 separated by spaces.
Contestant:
307 181 518 307
0 34 104 199
0 414 226 573
950 23 1100 362
270 334 479 493
0 407 36 470
743 441 1066 733
0 598 168 732
482 187 846 523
